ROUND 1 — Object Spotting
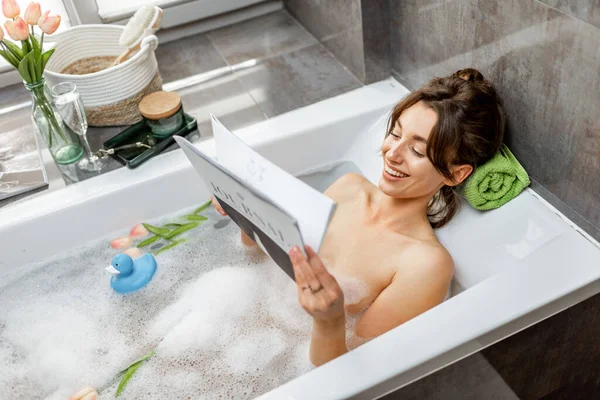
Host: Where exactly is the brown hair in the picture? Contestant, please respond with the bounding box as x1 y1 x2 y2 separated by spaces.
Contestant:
386 68 505 228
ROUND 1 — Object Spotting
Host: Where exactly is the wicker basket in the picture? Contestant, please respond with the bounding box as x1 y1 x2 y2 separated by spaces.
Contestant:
44 25 163 127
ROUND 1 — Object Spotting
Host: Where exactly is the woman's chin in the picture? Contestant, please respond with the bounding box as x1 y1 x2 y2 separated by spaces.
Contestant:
378 177 402 197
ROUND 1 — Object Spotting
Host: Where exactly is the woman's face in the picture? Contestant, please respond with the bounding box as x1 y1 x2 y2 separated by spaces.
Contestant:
379 101 449 199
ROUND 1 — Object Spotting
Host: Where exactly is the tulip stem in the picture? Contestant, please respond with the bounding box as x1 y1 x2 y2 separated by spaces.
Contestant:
40 32 44 51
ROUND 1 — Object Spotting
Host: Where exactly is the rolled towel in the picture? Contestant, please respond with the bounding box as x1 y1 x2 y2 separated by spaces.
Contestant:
462 144 530 211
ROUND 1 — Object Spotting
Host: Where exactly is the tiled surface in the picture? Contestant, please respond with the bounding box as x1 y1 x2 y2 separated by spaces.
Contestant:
540 0 600 29
390 0 478 88
322 27 365 82
390 0 600 241
206 10 317 65
284 0 362 41
361 0 391 83
285 0 366 81
235 44 362 118
383 353 518 399
155 34 228 83
481 290 600 398
0 10 362 206
179 73 267 136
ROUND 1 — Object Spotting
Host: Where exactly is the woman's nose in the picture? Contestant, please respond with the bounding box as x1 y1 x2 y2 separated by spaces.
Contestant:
387 140 406 162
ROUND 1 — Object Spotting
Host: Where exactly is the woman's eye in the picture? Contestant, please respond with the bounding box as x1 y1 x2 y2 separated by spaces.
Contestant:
390 132 401 139
411 147 425 157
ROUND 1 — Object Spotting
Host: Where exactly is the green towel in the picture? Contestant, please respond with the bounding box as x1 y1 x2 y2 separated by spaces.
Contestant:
462 144 530 211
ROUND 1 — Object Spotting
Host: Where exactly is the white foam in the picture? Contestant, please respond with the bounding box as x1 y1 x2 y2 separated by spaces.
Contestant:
0 207 313 399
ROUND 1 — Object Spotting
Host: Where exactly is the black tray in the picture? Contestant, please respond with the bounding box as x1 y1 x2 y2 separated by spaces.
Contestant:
102 113 197 169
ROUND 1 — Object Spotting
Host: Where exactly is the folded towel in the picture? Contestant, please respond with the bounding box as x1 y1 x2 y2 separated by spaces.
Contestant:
462 144 530 211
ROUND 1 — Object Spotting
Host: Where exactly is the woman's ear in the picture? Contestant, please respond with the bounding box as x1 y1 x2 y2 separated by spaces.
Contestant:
445 164 473 186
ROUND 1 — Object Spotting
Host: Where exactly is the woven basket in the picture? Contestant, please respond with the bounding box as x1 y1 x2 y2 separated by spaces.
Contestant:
44 25 163 127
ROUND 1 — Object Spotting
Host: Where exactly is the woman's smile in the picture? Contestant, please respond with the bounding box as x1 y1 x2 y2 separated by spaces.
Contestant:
383 161 410 181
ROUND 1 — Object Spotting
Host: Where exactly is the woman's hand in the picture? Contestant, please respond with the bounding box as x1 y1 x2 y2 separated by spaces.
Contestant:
212 196 258 247
211 196 227 216
289 245 345 323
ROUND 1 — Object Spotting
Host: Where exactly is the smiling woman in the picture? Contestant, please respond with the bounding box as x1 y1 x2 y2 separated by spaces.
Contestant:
278 68 507 366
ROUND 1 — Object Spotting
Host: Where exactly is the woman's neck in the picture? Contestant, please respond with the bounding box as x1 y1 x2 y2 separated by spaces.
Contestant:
369 189 436 236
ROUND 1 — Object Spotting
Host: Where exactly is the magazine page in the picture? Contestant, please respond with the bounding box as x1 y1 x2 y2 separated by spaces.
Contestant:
211 115 336 253
175 135 306 280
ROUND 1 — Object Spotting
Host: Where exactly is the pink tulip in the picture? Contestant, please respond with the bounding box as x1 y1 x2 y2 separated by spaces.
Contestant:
0 27 4 41
24 3 42 26
2 0 20 19
124 247 144 259
68 386 98 400
129 224 149 238
37 10 61 34
4 17 29 41
110 236 133 249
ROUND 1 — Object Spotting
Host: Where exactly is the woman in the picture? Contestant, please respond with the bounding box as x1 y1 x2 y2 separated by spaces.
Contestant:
214 68 505 366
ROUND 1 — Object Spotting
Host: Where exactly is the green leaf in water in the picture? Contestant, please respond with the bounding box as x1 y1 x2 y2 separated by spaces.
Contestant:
165 222 199 239
115 349 155 397
142 223 170 238
185 214 208 221
137 235 159 248
154 239 186 255
117 349 155 376
163 223 183 228
193 200 212 214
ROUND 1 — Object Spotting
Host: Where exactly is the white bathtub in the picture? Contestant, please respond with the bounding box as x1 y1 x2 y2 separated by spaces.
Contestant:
2 78 600 399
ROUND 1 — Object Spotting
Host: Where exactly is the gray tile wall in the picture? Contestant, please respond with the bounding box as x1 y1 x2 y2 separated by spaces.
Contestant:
284 0 390 83
390 0 600 242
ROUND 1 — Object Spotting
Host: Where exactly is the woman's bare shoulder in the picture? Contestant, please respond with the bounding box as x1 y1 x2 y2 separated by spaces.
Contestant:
324 173 371 200
403 239 454 280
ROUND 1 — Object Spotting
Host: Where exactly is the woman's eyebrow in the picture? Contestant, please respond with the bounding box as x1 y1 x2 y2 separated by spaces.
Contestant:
397 121 427 144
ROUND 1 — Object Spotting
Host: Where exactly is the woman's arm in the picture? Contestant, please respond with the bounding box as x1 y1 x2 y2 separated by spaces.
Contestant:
289 246 347 366
354 245 453 339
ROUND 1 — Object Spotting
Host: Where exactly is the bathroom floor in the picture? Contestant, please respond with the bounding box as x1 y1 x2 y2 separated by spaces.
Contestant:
0 9 362 207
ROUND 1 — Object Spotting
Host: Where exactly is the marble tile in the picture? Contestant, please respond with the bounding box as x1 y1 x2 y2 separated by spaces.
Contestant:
284 0 362 41
285 0 369 83
177 73 267 137
473 0 600 237
362 0 391 84
482 290 600 398
390 0 479 89
382 353 518 399
235 44 361 118
322 27 365 82
206 10 317 65
155 33 228 83
540 0 600 29
389 0 600 239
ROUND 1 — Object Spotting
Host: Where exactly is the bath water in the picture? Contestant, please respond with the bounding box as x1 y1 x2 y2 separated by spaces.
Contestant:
0 161 361 399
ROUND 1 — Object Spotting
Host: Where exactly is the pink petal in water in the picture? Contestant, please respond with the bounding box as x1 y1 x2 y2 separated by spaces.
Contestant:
129 224 149 238
110 236 133 249
124 247 143 259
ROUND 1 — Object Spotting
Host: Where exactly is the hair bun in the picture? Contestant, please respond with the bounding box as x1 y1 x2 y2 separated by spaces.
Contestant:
452 68 485 82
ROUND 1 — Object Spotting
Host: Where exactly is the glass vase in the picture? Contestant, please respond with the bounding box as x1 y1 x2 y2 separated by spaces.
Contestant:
25 79 84 165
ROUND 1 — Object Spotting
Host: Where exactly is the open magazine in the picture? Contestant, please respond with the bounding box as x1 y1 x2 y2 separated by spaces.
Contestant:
175 115 336 280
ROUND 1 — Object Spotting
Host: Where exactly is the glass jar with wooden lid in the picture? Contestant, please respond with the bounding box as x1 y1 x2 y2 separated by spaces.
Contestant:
138 91 185 138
